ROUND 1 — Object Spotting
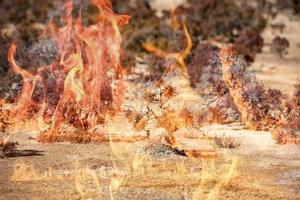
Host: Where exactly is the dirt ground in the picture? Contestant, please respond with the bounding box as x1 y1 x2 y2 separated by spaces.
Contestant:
0 128 299 200
0 126 300 199
1 1 300 200
252 13 300 94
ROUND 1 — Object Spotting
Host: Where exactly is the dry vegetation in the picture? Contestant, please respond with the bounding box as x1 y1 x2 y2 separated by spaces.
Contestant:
0 0 299 145
0 0 298 161
213 135 240 149
0 136 18 158
0 0 300 199
220 46 300 144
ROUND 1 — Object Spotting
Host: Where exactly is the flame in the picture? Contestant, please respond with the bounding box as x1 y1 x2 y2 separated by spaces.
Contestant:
143 21 192 77
5 2 240 199
192 155 238 200
7 0 130 137
74 162 104 199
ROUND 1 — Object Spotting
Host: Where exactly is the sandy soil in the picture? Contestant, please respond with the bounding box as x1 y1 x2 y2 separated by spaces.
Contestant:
1 7 300 200
0 124 299 200
252 13 300 94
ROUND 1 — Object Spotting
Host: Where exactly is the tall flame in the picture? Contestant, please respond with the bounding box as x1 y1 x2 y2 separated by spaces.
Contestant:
7 0 130 136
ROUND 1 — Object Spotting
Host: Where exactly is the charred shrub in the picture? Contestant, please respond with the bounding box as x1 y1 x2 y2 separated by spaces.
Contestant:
234 30 264 62
0 137 18 158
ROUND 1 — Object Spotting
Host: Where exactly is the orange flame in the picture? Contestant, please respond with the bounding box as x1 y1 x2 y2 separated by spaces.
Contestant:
143 21 192 76
7 0 130 136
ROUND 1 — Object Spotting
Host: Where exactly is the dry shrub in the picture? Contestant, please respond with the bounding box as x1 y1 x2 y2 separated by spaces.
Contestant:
199 106 230 125
145 67 178 105
220 46 300 144
188 44 299 144
214 135 240 149
0 136 18 158
188 43 221 88
178 0 266 41
234 30 264 62
141 67 209 148
188 43 240 124
124 109 147 131
274 82 300 144
180 107 194 127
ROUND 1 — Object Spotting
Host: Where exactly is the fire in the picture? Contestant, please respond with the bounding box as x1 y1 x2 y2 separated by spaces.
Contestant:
7 0 130 139
143 19 192 77
4 2 240 199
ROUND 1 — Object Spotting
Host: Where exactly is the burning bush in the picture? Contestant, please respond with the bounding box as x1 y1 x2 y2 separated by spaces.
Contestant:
1 0 298 146
187 42 300 144
220 46 300 144
6 0 130 141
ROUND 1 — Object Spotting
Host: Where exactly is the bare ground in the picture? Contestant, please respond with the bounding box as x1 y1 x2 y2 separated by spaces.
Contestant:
0 125 300 200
